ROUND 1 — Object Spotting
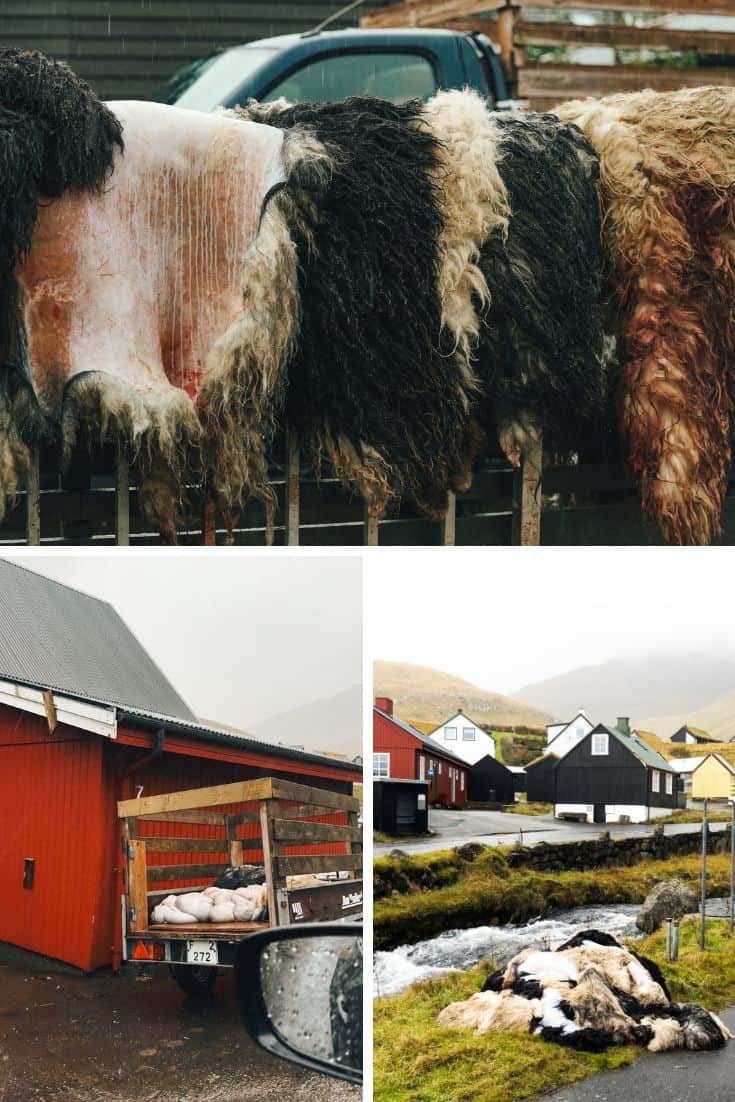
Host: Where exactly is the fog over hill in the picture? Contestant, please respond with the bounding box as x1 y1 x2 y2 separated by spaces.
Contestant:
374 660 552 729
513 654 735 728
248 684 362 759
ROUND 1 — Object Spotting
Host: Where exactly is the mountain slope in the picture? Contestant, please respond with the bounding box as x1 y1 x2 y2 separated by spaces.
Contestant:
513 654 735 726
374 660 551 729
248 684 362 758
639 688 735 743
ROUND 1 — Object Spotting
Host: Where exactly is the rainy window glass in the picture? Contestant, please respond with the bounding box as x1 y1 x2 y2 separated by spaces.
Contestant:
260 936 363 1073
262 52 437 105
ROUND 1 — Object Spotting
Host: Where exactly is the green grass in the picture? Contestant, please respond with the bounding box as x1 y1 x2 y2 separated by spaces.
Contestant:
652 809 732 824
375 848 735 950
502 802 553 816
374 919 735 1102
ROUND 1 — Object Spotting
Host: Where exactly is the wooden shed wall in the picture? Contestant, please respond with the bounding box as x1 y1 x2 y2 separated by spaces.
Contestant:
0 0 383 100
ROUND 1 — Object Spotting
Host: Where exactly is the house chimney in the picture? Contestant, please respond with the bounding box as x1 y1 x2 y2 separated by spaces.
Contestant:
375 696 393 716
616 716 630 735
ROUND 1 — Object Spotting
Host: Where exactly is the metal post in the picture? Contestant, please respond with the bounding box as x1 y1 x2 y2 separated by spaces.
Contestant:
665 917 672 962
730 798 735 935
284 425 300 547
25 447 40 546
700 798 708 950
115 443 130 546
672 919 679 961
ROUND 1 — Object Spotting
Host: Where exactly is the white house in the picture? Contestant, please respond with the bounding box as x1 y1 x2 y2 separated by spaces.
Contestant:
545 710 595 758
427 710 496 765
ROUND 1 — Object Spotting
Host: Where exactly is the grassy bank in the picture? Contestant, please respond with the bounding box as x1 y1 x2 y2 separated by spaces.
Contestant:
374 919 735 1102
653 809 732 824
503 802 553 816
375 848 734 950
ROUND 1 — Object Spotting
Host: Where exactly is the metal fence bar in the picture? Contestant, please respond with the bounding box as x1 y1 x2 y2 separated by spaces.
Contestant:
441 491 456 546
115 445 130 546
701 799 709 950
25 449 41 546
285 427 300 547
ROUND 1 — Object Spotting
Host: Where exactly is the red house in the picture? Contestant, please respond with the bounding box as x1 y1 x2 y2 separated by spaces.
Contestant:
0 560 360 972
373 697 468 808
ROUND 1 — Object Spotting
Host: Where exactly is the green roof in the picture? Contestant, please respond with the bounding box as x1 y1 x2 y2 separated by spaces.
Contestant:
597 724 674 773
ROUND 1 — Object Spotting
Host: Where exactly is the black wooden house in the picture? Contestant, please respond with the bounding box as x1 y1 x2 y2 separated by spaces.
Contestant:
555 723 678 824
525 752 559 803
467 755 516 804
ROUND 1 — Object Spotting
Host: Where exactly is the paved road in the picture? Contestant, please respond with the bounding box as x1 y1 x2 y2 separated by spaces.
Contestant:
543 1007 735 1101
0 943 359 1102
375 809 728 855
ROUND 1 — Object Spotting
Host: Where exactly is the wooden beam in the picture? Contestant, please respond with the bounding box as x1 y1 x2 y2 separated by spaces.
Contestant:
518 63 735 100
272 819 363 843
269 777 360 813
363 503 380 546
512 432 542 547
135 809 228 826
276 854 363 877
142 838 230 853
441 491 456 546
228 840 244 868
363 0 735 24
127 839 149 934
146 861 230 883
513 20 735 53
42 690 57 735
260 799 280 925
202 493 217 546
117 777 275 818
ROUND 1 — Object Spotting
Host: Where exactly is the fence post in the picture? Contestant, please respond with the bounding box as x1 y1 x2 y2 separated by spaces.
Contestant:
25 448 40 546
115 443 130 546
285 426 300 547
363 504 379 546
730 797 735 935
497 4 520 92
442 491 456 546
512 431 543 546
202 493 217 546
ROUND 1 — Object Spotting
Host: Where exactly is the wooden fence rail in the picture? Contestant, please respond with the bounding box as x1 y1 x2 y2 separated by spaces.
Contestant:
361 0 735 107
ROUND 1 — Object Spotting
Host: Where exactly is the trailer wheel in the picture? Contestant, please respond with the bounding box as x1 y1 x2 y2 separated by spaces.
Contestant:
169 964 217 997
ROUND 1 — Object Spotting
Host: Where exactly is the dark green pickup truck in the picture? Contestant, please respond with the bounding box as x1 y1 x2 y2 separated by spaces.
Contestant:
156 27 511 111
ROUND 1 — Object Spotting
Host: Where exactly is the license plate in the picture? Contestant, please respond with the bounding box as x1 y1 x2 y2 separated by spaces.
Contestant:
186 940 218 965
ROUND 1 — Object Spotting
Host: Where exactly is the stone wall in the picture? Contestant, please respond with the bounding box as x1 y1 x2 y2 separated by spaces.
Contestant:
506 826 732 873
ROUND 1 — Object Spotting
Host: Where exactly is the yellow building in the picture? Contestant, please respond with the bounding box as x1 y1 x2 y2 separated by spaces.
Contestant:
691 753 735 800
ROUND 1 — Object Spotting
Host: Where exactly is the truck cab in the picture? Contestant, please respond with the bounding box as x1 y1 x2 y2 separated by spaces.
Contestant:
156 28 509 111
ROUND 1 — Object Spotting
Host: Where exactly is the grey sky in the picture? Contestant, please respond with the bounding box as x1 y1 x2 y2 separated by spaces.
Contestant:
367 548 735 694
3 553 362 728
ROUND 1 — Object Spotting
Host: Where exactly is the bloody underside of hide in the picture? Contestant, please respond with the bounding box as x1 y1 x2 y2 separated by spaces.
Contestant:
241 97 477 519
474 113 607 467
0 48 123 520
440 929 730 1055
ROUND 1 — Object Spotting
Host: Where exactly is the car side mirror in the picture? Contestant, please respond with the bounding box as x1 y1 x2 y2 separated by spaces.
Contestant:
235 923 362 1085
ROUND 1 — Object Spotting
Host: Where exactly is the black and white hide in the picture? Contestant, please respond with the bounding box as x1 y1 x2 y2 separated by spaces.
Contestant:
0 47 123 520
439 930 730 1054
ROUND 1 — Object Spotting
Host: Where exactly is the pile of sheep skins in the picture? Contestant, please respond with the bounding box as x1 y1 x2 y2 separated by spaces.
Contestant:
437 929 731 1054
556 86 735 545
151 883 267 925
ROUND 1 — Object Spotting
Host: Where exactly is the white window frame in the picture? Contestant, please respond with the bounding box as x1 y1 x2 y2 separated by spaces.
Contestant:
460 773 464 791
373 752 390 778
444 726 457 740
419 754 425 781
665 772 673 795
462 727 476 741
591 733 609 756
652 769 660 793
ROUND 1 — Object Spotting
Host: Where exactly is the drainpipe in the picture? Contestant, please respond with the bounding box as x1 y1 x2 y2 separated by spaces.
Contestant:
121 727 166 798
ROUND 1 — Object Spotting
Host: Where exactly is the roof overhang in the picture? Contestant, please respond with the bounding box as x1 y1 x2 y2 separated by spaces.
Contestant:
0 678 118 739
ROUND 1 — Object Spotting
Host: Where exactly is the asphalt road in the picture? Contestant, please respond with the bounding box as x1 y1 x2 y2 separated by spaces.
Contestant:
0 943 359 1102
543 1007 735 1101
374 809 729 855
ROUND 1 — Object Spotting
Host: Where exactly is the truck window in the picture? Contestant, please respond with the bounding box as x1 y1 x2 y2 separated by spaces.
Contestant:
261 52 437 105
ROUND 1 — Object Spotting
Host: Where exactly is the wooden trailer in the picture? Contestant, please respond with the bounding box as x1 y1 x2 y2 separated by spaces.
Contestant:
118 776 362 993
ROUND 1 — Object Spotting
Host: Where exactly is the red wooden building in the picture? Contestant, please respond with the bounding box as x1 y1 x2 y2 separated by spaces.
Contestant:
0 560 361 972
373 697 468 808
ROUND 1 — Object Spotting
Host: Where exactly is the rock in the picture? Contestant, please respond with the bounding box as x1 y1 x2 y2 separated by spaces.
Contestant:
636 878 698 933
455 842 485 862
388 849 409 859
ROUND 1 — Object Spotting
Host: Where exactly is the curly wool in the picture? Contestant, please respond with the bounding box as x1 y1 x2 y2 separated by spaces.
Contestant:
556 86 735 545
239 96 479 519
473 110 607 466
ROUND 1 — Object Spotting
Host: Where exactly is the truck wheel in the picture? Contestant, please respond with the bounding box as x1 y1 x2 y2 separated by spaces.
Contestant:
169 964 217 997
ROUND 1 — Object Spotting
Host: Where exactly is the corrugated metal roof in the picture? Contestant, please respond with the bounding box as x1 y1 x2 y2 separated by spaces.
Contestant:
0 558 197 723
